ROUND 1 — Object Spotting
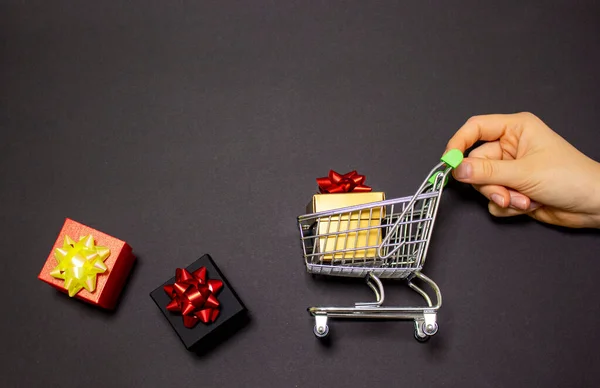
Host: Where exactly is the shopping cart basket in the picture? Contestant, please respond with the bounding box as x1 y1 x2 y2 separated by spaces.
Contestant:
297 149 463 341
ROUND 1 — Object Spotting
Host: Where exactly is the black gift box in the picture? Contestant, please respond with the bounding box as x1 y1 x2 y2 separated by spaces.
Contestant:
150 254 247 351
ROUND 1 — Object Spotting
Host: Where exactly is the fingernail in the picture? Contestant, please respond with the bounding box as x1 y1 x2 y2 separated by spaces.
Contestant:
490 194 505 207
509 193 528 210
454 162 472 180
528 201 542 210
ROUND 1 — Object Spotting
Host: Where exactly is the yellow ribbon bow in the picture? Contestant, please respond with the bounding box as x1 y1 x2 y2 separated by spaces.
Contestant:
50 234 111 297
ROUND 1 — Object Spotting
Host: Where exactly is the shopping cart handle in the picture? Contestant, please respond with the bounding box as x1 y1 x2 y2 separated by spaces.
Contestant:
428 171 450 186
441 149 463 169
426 149 464 186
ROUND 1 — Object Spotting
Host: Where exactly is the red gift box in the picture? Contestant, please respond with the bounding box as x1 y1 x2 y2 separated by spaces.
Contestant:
38 218 135 310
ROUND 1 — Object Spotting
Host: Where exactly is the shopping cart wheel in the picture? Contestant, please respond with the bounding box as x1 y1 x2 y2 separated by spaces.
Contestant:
313 324 329 338
423 321 438 336
414 331 430 343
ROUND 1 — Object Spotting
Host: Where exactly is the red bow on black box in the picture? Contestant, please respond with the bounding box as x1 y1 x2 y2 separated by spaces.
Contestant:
163 267 224 328
317 170 372 193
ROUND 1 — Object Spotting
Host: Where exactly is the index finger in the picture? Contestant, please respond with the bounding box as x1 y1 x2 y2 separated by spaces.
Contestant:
445 113 526 153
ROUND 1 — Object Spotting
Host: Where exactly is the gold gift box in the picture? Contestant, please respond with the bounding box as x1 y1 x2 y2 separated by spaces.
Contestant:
307 192 386 261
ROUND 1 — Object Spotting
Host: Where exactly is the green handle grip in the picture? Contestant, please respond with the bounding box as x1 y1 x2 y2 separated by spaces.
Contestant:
441 149 463 168
427 149 464 186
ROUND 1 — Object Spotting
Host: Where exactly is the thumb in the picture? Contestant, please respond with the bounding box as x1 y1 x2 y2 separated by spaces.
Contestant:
453 157 525 187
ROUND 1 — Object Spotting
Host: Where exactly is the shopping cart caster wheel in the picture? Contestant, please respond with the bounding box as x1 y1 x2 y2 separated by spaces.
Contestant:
414 331 430 343
423 322 438 336
314 324 329 338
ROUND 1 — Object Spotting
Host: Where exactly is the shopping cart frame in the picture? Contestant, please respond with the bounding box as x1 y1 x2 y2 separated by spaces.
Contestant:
297 150 463 342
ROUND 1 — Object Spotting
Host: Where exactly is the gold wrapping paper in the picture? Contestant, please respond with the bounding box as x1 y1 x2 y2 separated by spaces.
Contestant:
308 192 385 261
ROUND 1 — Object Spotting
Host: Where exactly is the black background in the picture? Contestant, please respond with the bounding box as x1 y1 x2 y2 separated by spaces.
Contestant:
2 1 600 387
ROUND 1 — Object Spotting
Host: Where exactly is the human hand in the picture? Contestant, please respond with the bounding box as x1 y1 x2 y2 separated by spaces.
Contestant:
445 112 600 228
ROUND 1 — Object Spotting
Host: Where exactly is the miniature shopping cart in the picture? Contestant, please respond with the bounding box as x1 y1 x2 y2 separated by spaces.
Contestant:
297 149 463 342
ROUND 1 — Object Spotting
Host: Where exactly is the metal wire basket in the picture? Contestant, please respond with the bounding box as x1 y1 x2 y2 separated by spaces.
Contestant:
297 149 463 341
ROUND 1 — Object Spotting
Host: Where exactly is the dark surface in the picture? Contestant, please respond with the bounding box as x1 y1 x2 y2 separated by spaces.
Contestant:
2 1 600 387
150 254 247 351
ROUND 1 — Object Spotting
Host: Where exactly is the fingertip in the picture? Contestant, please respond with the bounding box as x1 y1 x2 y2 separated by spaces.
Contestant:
508 191 531 210
488 201 528 218
490 193 506 208
471 184 511 210
528 201 542 211
484 186 511 208
444 142 466 155
453 160 472 181
488 201 501 217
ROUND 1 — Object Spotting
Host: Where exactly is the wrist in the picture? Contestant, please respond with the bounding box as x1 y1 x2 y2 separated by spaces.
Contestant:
590 161 600 228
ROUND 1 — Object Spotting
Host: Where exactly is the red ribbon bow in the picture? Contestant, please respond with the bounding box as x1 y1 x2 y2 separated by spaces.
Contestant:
317 170 372 193
163 267 224 328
